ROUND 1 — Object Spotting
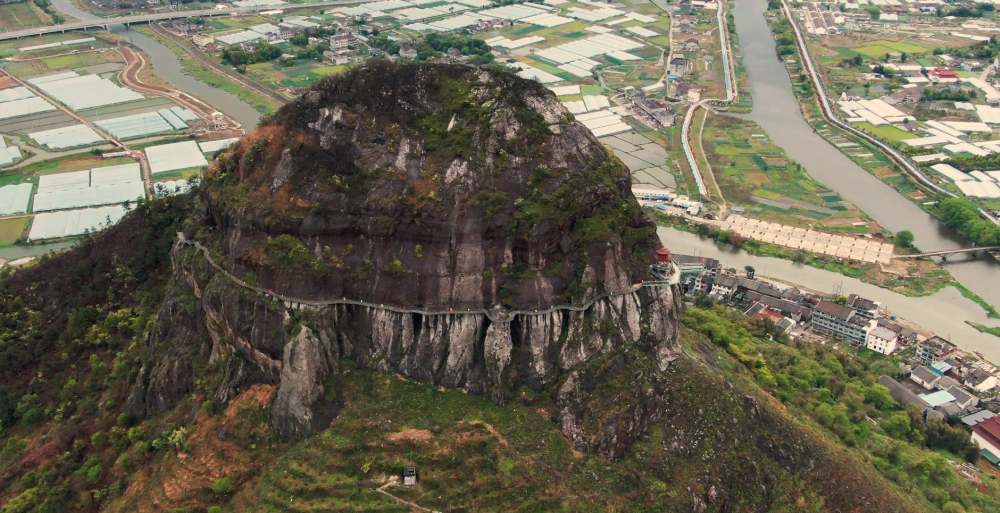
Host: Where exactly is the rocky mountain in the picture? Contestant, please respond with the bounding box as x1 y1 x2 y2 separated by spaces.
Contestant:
0 63 961 513
126 62 681 455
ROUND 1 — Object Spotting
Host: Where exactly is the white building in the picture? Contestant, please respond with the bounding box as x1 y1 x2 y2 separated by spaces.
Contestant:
865 326 898 355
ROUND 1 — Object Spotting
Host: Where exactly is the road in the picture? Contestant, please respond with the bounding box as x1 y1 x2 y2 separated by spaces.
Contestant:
776 0 1000 227
678 1 738 203
0 0 358 41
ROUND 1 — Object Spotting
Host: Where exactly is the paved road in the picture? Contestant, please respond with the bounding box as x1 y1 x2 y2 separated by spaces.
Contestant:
0 0 356 41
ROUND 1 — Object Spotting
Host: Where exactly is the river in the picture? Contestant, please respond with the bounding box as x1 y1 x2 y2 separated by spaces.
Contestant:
730 0 1000 309
50 0 262 128
657 227 1000 358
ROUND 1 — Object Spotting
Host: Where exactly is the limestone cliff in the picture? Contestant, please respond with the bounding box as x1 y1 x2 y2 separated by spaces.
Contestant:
128 62 683 459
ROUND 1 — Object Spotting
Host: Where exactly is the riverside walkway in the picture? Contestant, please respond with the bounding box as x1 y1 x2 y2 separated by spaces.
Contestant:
176 234 678 323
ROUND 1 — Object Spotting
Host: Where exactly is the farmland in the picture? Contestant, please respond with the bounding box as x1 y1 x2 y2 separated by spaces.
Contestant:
0 2 51 33
704 115 873 231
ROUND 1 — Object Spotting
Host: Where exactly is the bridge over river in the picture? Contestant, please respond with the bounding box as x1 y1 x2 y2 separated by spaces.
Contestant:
0 1 354 42
894 246 1000 261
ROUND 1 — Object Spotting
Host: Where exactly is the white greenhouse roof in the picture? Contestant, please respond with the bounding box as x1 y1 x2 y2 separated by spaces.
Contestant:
96 111 175 140
0 97 56 120
91 163 142 186
29 205 127 240
626 26 659 38
33 164 144 212
153 178 197 197
29 74 143 111
0 87 35 103
29 124 105 150
38 170 91 192
198 137 240 154
0 184 33 216
146 141 208 174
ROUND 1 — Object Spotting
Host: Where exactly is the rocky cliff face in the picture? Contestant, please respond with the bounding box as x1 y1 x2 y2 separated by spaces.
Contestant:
129 62 684 459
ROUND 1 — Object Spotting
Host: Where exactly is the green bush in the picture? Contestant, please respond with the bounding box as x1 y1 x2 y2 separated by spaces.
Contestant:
213 477 235 496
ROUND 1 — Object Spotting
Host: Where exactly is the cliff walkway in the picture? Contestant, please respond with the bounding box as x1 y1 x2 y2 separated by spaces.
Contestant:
176 234 675 323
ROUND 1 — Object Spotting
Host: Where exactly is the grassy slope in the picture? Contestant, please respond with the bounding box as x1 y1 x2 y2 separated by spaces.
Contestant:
104 325 947 512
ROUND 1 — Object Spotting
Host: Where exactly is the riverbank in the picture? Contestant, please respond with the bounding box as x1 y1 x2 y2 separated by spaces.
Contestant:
132 25 280 117
653 213 1000 317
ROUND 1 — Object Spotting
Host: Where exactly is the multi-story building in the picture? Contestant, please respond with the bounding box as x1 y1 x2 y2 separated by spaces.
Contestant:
331 33 355 50
812 300 874 344
865 326 898 355
915 335 957 366
847 293 881 319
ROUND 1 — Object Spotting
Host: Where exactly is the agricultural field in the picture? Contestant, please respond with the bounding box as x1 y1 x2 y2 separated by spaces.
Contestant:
704 115 872 230
0 218 28 245
853 122 917 144
850 40 933 59
1 48 123 78
245 60 349 92
0 2 51 32
0 31 114 57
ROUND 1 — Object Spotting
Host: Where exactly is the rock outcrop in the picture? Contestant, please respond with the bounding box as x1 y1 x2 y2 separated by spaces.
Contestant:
132 62 684 459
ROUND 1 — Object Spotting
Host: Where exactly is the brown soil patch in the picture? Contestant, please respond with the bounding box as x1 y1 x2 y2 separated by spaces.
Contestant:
458 421 510 449
821 217 862 226
0 76 17 89
819 35 858 48
387 429 433 443
110 385 277 513
222 384 274 424
16 442 57 474
872 166 898 178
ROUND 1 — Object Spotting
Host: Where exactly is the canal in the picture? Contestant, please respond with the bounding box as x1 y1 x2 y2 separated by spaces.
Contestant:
50 0 263 128
730 0 1000 310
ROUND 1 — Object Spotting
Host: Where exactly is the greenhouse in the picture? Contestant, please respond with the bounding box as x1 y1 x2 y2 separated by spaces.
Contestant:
146 141 208 174
33 164 145 212
29 124 106 150
28 205 127 240
29 73 143 111
0 183 33 216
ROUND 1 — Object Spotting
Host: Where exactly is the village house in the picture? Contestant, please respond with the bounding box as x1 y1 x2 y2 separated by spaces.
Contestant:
865 326 898 355
682 38 701 52
398 44 418 59
909 365 941 390
846 293 881 319
811 300 874 344
669 57 692 76
915 336 957 366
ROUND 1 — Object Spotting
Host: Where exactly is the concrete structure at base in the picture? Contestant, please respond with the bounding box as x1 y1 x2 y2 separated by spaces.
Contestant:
811 299 874 344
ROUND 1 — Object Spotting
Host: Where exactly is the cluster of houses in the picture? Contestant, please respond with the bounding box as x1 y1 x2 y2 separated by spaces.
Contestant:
675 250 1000 460
675 255 922 355
877 334 1000 464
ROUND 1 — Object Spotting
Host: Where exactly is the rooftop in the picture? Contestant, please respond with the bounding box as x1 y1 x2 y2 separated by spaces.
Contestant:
815 300 854 320
971 416 1000 455
868 326 897 341
910 365 941 386
918 390 956 407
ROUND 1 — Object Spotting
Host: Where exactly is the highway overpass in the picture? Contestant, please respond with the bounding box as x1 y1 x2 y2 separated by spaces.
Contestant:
0 1 354 42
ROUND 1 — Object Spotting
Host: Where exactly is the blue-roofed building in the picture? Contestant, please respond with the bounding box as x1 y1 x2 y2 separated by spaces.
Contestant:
918 390 956 408
931 360 953 376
